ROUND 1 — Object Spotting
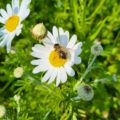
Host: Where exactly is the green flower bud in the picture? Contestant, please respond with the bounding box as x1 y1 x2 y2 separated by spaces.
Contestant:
91 43 103 56
77 84 94 101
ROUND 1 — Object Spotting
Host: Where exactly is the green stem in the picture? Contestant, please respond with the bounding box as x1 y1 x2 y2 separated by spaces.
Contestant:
16 102 20 120
113 31 120 47
80 0 86 33
71 0 80 32
0 79 13 94
80 55 97 82
73 55 97 90
71 96 81 101
88 0 105 20
23 73 61 98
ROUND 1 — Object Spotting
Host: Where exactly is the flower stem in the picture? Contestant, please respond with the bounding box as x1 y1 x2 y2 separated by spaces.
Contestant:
23 72 61 98
16 101 20 120
71 96 81 101
71 0 80 32
73 55 97 90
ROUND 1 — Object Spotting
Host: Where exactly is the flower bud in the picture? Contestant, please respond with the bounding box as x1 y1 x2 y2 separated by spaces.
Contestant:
14 94 20 102
77 84 94 101
0 105 6 118
31 23 47 41
10 47 16 54
14 67 23 78
91 43 103 56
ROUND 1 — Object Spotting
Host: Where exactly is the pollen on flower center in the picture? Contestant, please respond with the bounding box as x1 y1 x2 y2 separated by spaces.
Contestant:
49 50 67 67
5 15 19 32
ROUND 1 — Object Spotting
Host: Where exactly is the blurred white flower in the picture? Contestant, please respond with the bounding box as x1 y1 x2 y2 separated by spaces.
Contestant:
0 105 6 118
14 94 20 102
31 26 82 86
14 67 23 78
0 0 31 53
10 47 16 54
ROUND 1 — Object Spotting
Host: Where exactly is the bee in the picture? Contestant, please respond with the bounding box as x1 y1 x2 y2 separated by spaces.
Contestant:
54 44 67 59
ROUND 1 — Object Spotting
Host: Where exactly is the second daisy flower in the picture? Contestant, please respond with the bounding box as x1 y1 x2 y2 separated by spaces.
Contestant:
0 0 31 53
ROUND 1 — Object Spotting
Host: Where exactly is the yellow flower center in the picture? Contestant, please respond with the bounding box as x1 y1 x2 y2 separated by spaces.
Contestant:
49 50 67 67
5 15 19 32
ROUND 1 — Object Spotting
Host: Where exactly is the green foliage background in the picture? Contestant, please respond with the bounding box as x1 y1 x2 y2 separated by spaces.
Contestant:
0 0 120 119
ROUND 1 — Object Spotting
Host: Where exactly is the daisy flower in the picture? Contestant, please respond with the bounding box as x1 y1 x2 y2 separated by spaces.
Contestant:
31 26 82 86
0 0 31 53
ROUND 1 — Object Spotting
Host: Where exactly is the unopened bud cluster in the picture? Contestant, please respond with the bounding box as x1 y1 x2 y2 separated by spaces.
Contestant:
31 23 47 41
77 84 94 101
91 43 103 56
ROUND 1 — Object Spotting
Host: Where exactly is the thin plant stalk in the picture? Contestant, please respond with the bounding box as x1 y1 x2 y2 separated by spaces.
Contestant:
73 55 97 90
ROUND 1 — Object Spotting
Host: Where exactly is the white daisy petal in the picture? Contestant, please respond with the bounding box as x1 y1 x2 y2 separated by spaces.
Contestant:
16 29 21 36
66 49 75 65
6 4 12 16
0 35 9 47
73 42 82 55
32 64 48 74
41 66 53 82
74 57 81 64
66 35 77 48
47 31 56 44
22 9 30 20
42 37 53 49
31 59 47 65
19 0 31 21
0 9 9 20
32 47 40 52
0 34 5 41
6 33 15 53
59 27 64 34
15 24 23 36
0 27 8 35
6 40 12 53
0 27 5 33
59 28 68 47
76 48 82 56
48 68 57 84
34 44 50 53
0 16 5 24
65 30 69 41
17 24 23 30
64 64 75 76
60 67 67 83
59 28 64 45
53 26 59 43
31 52 47 59
14 0 19 9
12 0 19 14
56 69 61 86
